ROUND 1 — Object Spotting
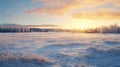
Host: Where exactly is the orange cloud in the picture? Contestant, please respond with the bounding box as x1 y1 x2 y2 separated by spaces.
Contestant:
27 0 83 15
25 7 71 15
25 0 120 16
72 10 120 20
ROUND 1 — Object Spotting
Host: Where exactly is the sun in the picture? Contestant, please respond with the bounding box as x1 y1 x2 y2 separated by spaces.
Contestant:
62 19 98 30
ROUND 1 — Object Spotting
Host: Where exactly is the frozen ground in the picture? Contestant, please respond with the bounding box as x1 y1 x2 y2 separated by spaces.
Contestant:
0 32 120 67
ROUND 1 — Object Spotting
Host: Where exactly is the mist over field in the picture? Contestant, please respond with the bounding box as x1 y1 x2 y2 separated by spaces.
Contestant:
0 32 120 67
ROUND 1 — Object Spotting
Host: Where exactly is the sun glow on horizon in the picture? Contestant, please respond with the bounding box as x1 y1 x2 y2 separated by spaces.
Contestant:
60 18 120 30
61 19 100 30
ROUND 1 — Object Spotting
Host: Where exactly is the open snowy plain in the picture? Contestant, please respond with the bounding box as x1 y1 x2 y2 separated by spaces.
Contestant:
0 32 120 67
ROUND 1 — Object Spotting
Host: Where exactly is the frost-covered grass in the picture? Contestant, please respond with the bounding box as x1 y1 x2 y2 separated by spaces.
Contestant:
0 32 120 67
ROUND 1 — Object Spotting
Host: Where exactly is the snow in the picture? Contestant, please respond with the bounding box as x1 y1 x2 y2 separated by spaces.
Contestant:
0 32 120 67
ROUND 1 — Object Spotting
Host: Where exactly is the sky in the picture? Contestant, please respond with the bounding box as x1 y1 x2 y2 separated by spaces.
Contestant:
0 0 120 29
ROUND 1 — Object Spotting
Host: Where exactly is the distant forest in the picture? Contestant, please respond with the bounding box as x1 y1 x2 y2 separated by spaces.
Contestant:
0 24 62 33
84 23 120 33
0 23 120 33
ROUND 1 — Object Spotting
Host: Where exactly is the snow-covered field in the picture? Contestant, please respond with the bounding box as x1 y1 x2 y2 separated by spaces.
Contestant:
0 32 120 67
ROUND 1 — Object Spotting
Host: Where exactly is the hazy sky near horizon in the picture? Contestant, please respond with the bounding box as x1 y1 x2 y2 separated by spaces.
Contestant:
0 0 120 29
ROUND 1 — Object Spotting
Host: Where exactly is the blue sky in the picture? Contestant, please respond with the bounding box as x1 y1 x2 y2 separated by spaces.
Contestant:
0 0 120 29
